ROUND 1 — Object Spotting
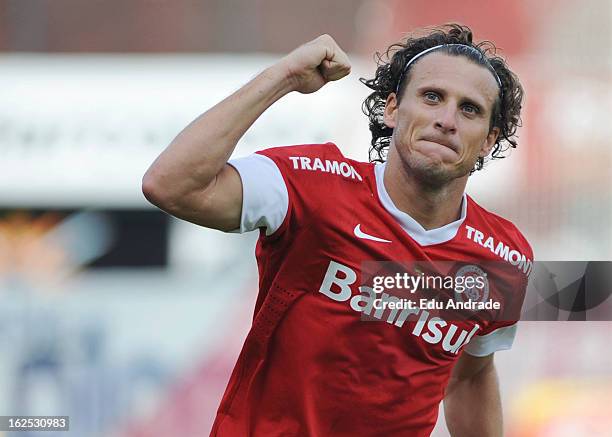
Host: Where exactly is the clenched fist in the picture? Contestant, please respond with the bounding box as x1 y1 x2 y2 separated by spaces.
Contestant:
278 34 351 94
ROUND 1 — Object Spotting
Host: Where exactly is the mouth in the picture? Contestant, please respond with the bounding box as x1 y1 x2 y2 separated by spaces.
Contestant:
420 137 458 153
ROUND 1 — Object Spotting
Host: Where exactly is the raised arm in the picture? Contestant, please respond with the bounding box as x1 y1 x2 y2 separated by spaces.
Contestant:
141 35 351 230
444 352 503 437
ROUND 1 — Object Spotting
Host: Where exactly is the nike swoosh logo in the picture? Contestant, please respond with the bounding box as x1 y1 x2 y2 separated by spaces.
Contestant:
353 224 392 243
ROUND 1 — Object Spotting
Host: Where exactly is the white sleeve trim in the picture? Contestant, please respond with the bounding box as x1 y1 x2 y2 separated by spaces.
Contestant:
228 154 289 235
463 324 518 357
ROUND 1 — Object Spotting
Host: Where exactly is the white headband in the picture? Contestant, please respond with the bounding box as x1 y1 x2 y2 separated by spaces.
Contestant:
395 44 503 95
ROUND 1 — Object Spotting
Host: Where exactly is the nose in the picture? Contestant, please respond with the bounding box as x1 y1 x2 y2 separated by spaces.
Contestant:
434 105 457 134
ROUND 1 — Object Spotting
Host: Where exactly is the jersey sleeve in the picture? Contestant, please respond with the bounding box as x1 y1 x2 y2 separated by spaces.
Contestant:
228 142 350 237
464 230 534 357
463 323 518 357
228 153 289 236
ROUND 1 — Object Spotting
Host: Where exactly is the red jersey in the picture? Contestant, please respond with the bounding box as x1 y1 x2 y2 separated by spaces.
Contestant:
212 143 533 437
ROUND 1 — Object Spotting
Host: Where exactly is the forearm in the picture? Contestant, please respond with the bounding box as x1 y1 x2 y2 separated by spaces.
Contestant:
444 361 503 437
142 34 350 223
143 64 293 202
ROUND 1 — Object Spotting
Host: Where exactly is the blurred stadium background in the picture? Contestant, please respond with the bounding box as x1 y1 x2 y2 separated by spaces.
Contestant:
0 0 611 436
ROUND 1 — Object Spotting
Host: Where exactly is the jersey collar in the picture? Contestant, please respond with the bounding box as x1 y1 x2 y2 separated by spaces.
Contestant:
374 163 467 246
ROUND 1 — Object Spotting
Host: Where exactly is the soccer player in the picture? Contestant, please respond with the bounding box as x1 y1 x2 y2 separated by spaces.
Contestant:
143 23 533 437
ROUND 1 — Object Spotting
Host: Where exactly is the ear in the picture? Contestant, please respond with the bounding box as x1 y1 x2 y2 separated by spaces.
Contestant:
383 93 399 129
479 127 500 158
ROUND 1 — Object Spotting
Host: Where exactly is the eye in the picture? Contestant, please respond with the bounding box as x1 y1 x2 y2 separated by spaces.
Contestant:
423 91 441 103
461 104 480 116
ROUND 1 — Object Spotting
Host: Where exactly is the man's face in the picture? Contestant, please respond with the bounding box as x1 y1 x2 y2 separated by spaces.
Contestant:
384 52 500 186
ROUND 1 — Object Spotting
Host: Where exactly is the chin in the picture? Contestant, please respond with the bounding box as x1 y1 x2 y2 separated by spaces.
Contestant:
403 154 471 187
403 155 453 186
414 166 455 187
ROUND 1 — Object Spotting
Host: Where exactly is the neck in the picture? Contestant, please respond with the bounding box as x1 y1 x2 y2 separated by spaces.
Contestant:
383 149 467 230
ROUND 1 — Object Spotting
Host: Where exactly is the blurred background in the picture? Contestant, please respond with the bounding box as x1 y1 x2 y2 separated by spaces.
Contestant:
1 0 611 436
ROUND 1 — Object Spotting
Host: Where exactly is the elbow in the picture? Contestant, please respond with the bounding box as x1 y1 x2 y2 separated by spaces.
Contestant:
141 168 196 216
142 170 169 209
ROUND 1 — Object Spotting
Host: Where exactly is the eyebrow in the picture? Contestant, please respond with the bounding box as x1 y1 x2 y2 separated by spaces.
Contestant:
416 85 489 115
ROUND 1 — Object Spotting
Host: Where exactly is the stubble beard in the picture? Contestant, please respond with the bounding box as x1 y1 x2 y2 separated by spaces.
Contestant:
400 151 470 190
389 132 477 190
